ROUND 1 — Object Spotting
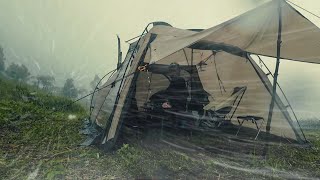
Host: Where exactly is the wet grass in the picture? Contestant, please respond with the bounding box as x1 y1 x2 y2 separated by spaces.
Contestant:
118 128 320 179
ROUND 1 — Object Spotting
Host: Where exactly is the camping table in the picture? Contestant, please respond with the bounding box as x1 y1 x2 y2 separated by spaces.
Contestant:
236 116 264 140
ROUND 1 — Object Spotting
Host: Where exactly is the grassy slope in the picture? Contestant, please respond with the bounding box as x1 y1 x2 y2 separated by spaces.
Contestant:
0 76 319 179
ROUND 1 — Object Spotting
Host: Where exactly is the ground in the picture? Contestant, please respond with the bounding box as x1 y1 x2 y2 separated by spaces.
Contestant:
0 76 319 179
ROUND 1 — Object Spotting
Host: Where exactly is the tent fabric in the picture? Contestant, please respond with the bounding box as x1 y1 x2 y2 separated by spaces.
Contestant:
90 41 138 128
150 0 320 64
89 0 315 147
135 50 303 141
92 27 306 145
246 54 303 141
104 33 155 143
150 25 196 37
91 26 201 130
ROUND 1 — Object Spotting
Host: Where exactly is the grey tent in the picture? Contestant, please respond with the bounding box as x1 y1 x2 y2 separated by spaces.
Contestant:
89 0 319 149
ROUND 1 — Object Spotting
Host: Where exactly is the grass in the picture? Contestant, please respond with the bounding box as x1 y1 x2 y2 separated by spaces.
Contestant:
0 75 319 179
266 131 320 177
0 76 88 179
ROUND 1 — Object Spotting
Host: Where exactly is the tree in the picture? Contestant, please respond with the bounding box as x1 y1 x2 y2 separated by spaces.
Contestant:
36 75 55 91
62 78 78 98
0 46 5 72
5 63 30 81
90 75 101 90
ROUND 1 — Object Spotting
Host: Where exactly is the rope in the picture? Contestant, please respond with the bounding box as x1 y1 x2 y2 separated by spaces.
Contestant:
287 0 320 20
91 70 117 123
47 71 136 116
89 68 117 119
256 55 307 142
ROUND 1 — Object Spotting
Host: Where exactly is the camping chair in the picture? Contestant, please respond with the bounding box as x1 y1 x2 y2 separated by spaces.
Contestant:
199 86 247 128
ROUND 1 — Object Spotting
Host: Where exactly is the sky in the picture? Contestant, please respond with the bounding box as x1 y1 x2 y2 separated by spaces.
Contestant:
0 0 270 86
0 0 319 118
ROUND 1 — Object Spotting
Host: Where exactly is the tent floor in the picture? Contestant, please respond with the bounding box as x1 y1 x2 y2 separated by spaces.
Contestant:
119 118 299 158
123 110 298 145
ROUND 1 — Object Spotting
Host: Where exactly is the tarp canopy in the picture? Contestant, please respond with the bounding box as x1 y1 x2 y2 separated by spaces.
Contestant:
88 0 317 148
150 0 320 64
89 23 306 148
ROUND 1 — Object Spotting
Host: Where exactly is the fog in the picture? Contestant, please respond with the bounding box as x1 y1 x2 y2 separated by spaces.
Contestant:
0 0 319 119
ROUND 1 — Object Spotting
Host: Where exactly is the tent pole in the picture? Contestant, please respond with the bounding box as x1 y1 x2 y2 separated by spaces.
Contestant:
266 0 282 134
190 49 194 102
117 35 122 70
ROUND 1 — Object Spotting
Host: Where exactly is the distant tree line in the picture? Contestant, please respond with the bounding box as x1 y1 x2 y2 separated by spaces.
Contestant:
0 46 5 72
0 45 99 100
0 46 30 82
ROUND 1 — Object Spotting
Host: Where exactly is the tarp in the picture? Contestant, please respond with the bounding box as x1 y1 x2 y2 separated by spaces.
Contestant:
150 0 320 64
89 0 314 147
91 23 307 146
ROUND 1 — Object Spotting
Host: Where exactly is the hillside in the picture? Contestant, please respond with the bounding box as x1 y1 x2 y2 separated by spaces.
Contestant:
0 75 319 179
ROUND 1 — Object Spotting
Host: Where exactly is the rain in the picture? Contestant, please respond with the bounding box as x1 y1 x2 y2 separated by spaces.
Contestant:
0 0 319 179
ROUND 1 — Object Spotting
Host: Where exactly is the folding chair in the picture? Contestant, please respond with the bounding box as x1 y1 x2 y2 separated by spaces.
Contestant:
199 86 247 128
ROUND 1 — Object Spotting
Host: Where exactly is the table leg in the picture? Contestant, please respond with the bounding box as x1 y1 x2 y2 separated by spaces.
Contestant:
254 119 264 140
236 119 245 136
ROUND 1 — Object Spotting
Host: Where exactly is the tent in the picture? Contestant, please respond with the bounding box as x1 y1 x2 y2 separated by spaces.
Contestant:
88 0 319 149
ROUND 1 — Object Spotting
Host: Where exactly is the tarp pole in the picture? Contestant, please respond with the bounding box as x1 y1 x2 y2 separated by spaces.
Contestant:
190 49 194 101
117 35 122 70
266 0 282 133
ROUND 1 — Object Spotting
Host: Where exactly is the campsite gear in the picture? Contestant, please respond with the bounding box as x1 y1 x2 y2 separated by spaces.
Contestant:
236 116 265 140
138 64 148 72
87 0 320 149
162 102 172 109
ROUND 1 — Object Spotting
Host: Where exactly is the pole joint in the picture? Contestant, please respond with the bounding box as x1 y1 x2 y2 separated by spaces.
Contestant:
277 40 282 45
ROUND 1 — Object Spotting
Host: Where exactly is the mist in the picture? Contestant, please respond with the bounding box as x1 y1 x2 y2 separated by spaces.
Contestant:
0 0 268 86
0 0 319 119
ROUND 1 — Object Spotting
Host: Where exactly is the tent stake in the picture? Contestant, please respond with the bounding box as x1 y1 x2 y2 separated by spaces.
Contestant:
266 0 283 134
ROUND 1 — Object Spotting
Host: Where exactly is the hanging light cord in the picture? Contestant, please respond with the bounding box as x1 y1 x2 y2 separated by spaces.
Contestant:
213 54 226 94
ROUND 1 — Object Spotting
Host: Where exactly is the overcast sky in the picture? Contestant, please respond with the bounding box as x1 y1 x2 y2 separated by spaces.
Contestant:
0 0 269 83
0 0 319 118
